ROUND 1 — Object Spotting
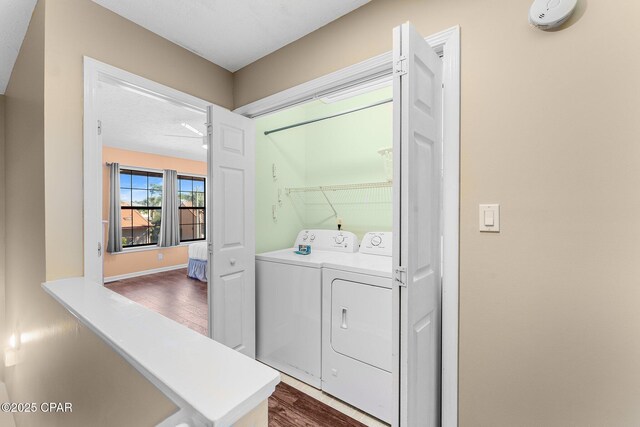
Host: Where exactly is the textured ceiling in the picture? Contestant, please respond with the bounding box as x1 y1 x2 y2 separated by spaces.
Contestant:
99 80 207 162
0 0 369 93
0 0 38 93
91 0 370 71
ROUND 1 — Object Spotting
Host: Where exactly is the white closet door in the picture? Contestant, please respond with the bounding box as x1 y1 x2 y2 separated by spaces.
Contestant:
207 105 256 358
392 22 443 427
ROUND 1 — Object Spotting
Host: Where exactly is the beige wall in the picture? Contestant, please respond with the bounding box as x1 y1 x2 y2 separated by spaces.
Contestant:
235 0 640 425
3 0 233 425
0 95 5 381
43 0 233 281
4 3 48 422
102 147 207 278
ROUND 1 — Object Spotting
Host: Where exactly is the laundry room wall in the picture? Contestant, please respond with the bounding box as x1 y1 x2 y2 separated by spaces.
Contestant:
255 107 308 254
303 86 392 238
234 0 640 425
0 95 5 382
255 86 393 253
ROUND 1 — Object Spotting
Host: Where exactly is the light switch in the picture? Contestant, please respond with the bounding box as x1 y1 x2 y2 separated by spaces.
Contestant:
484 210 494 226
479 204 500 232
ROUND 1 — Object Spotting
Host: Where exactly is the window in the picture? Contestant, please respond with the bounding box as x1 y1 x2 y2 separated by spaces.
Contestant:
120 169 162 248
178 175 206 242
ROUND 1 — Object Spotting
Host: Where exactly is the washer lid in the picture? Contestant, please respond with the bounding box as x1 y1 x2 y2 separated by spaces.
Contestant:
256 248 335 268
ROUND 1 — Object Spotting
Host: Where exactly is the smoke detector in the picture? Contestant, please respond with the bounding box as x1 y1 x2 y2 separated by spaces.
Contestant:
529 0 577 30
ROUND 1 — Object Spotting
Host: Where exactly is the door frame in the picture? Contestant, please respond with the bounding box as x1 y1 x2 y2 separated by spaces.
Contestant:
83 57 213 334
234 26 460 426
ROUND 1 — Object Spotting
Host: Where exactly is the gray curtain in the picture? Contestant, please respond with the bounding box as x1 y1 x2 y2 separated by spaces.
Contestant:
107 162 123 253
159 169 180 247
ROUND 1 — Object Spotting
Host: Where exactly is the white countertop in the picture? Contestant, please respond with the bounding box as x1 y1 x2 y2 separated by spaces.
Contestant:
43 277 279 427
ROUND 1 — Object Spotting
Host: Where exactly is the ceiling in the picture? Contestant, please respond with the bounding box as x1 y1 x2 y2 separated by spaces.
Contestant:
0 0 37 93
91 0 370 72
0 1 369 94
98 80 207 162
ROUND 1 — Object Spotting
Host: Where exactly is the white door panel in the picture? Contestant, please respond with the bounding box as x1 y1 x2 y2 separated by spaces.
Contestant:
393 22 443 427
207 105 256 358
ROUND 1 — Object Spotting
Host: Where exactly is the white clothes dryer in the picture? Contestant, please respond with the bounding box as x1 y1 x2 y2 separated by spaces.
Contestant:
321 232 393 423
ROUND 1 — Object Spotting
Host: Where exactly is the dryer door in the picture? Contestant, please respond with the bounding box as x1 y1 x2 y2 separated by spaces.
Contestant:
331 279 392 371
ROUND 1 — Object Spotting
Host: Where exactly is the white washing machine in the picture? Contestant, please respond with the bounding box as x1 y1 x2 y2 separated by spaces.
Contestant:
321 232 393 423
256 229 358 388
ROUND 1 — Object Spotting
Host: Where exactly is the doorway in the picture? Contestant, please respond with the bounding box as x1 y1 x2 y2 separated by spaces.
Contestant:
90 67 210 335
83 59 257 358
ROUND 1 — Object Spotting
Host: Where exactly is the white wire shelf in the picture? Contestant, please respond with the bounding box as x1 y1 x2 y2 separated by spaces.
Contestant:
285 181 392 218
285 181 392 194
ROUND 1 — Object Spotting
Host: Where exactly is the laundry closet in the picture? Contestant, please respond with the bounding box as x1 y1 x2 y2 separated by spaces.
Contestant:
254 83 395 423
255 84 393 253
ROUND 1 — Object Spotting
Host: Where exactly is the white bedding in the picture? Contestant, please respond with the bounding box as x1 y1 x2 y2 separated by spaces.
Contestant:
188 241 208 261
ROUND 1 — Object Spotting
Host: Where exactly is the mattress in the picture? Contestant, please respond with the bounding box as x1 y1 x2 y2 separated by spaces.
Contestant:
188 258 207 282
188 241 208 261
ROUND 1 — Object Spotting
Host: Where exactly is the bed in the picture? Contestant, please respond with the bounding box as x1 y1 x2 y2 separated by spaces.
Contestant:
187 241 208 282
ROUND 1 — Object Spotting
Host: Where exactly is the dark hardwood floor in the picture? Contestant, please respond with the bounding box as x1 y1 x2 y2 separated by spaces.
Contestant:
106 269 365 426
106 268 208 335
269 383 366 427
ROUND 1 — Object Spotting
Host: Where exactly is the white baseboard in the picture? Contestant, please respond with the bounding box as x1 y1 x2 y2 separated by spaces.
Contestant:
104 264 188 283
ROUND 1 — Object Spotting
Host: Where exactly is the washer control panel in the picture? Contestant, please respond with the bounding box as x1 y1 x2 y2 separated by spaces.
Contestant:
294 229 359 253
359 232 393 256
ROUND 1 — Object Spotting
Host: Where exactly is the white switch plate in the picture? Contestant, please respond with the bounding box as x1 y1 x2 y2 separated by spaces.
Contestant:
479 204 500 232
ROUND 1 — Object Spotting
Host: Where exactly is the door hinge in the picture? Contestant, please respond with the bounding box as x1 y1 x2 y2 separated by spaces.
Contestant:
395 266 407 288
97 120 102 135
97 242 102 257
206 123 213 136
394 56 407 76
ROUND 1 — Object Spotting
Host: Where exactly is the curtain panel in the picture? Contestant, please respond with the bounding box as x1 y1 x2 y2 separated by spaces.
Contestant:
159 169 180 247
107 162 123 253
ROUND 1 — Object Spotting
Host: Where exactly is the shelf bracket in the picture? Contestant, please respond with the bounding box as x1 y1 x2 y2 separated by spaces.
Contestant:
320 189 338 218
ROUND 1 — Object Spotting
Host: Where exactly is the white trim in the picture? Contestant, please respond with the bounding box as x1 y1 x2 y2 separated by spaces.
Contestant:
233 26 460 427
233 26 453 119
440 27 460 427
83 57 211 286
233 53 392 118
104 263 188 283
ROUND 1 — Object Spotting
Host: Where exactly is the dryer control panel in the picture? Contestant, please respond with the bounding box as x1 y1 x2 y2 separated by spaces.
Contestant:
359 232 393 256
294 229 359 253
